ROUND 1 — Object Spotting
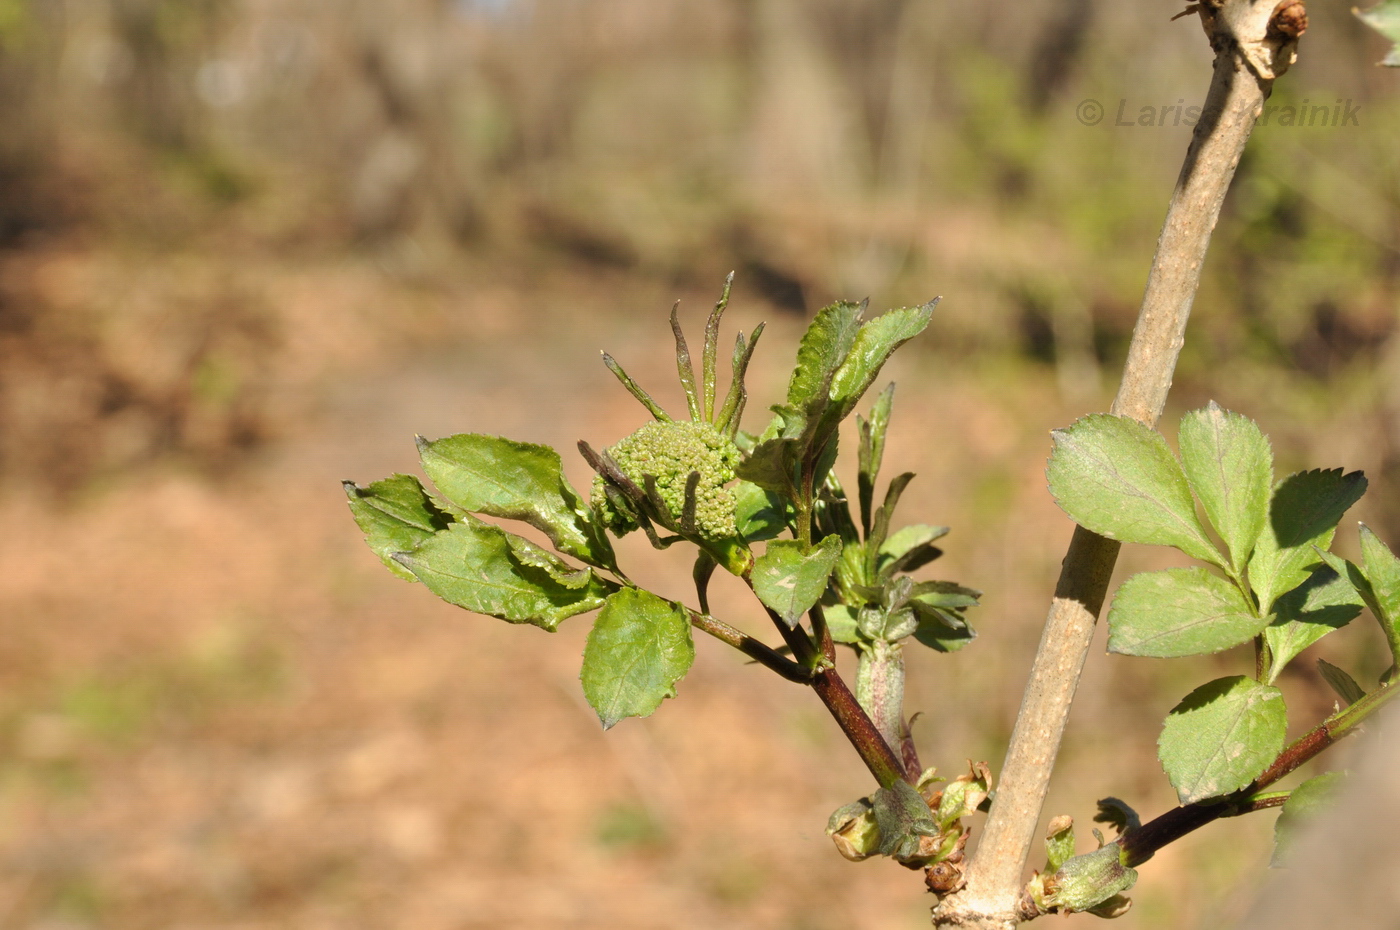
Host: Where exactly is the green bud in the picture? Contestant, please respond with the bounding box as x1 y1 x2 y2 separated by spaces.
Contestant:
1043 842 1138 914
826 798 881 861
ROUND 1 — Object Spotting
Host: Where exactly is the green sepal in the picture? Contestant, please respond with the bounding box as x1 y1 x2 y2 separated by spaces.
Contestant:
1158 676 1287 805
345 474 456 581
1047 414 1224 568
1107 567 1265 658
394 518 616 630
416 433 616 570
580 588 695 729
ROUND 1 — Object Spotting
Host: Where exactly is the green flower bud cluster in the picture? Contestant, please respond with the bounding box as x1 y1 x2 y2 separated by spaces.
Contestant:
591 419 741 541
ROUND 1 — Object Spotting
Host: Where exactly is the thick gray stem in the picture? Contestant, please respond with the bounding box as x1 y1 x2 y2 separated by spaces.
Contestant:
935 4 1301 926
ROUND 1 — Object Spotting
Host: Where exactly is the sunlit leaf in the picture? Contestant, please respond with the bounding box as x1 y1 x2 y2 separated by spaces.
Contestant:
1047 414 1223 566
1108 567 1265 657
752 535 844 627
417 433 615 568
580 588 694 729
1178 402 1272 571
827 303 935 426
345 474 456 581
1263 568 1363 683
1248 468 1366 615
395 518 615 630
1158 676 1287 805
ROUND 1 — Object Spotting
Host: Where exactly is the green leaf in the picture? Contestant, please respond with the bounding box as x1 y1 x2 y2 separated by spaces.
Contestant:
752 535 844 627
910 584 978 653
1316 659 1366 705
736 436 798 495
871 779 939 859
580 588 695 729
1356 1 1400 66
786 300 864 414
822 602 862 644
1272 772 1346 866
827 303 935 425
395 519 616 630
1107 567 1264 658
1263 568 1363 684
1047 414 1223 566
1178 402 1273 571
1045 817 1075 874
878 524 949 578
345 474 456 581
865 472 915 576
417 433 614 568
1359 524 1400 640
733 480 790 542
857 383 896 535
1247 469 1367 614
1158 676 1287 805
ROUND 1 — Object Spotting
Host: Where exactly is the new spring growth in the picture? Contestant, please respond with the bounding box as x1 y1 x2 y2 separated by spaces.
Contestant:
581 274 762 574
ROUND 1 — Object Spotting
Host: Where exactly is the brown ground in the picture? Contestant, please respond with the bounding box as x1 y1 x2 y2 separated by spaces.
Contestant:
0 249 1375 930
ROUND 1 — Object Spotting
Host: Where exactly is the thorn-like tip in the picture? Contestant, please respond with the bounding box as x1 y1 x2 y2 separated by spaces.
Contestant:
414 435 430 451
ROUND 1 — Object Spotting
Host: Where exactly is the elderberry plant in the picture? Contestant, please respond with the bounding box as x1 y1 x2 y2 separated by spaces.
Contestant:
345 277 985 882
1017 403 1400 918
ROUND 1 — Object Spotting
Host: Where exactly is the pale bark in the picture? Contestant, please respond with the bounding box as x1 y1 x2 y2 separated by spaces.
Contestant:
933 3 1303 925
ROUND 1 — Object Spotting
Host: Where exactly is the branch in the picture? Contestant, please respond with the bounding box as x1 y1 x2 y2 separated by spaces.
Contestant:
685 607 814 684
1118 678 1397 868
936 5 1303 926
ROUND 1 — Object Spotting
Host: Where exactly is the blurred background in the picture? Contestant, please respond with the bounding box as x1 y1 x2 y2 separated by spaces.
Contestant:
0 0 1397 927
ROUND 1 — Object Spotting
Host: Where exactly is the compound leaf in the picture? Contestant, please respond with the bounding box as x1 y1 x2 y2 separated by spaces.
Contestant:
1178 402 1273 571
752 535 844 627
1263 567 1363 683
1108 567 1265 658
1047 414 1222 566
345 474 456 581
1248 468 1366 615
1159 676 1287 805
395 518 615 630
581 588 694 729
417 433 614 569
